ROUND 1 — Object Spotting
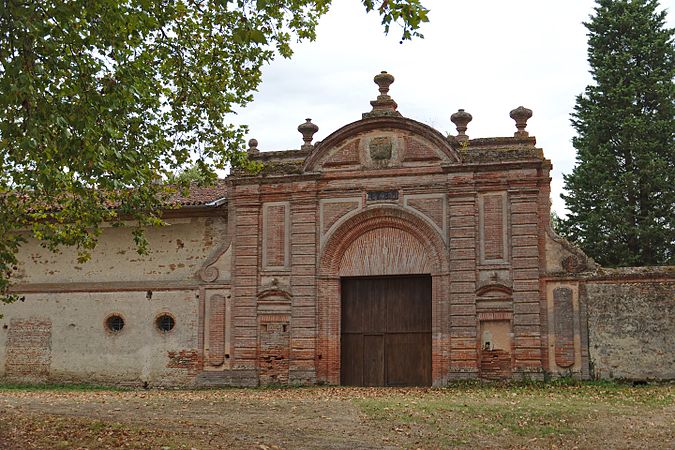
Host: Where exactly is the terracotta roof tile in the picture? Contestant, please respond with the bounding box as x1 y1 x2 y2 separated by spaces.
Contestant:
168 179 228 207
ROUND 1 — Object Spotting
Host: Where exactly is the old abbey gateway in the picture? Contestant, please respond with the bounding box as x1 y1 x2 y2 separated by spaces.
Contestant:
2 73 673 387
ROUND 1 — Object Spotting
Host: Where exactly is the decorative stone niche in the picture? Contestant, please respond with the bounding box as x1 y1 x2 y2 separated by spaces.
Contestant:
546 282 582 375
553 287 575 368
205 293 231 369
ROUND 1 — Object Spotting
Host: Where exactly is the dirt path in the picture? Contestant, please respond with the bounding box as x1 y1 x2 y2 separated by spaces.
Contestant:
0 389 398 449
0 386 673 449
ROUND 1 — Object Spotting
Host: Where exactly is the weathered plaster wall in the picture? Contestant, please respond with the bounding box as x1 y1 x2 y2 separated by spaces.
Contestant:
2 212 232 386
0 290 200 386
13 216 228 284
585 269 675 380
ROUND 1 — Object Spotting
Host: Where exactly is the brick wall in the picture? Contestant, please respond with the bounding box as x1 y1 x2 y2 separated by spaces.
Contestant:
5 318 52 380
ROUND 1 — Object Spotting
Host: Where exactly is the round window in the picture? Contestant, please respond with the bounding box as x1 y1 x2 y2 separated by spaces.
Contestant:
156 314 175 333
106 315 124 333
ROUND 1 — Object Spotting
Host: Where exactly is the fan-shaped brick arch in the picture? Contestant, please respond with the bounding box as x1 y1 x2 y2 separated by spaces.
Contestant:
340 227 433 276
320 206 448 276
316 205 451 385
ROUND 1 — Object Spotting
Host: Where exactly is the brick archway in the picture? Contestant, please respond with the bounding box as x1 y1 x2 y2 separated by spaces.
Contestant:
316 205 450 385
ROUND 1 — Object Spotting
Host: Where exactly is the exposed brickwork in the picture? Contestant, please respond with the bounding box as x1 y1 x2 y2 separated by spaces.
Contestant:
510 192 543 377
321 201 359 234
481 193 506 261
263 203 288 268
231 185 261 377
258 314 291 385
320 207 448 276
402 136 440 161
339 227 432 276
5 318 52 379
208 294 226 366
406 197 445 232
289 188 318 384
480 349 512 379
167 350 202 377
324 140 360 167
449 196 478 378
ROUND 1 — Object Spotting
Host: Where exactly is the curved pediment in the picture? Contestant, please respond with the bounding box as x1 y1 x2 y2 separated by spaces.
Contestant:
304 116 460 172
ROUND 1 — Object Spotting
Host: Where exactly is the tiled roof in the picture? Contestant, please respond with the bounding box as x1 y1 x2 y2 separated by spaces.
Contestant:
5 179 229 213
168 179 228 207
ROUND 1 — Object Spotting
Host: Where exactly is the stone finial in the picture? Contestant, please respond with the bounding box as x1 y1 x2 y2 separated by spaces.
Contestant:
298 118 319 150
247 138 259 155
363 71 402 119
509 106 533 137
450 109 472 142
374 71 394 96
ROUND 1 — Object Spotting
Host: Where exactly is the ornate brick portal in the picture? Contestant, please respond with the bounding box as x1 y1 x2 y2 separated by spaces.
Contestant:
317 207 449 386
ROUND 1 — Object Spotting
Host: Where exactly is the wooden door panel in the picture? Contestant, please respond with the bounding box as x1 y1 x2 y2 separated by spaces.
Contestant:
385 333 432 386
386 277 432 333
341 280 363 333
341 275 431 387
340 333 363 386
363 334 384 386
364 281 386 334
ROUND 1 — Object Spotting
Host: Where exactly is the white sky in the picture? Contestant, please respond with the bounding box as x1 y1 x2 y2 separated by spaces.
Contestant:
233 0 674 216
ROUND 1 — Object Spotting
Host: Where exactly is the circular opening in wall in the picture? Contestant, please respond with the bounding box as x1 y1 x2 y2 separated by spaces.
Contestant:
156 314 175 333
106 315 125 333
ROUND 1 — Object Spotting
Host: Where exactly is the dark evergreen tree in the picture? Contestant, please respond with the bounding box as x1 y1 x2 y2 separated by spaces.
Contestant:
561 0 675 267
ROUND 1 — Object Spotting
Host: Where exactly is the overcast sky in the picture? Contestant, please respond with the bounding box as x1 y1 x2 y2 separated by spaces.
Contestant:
232 0 674 216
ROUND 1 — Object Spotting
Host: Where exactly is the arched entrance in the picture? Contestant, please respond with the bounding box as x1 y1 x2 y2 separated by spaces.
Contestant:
317 206 450 386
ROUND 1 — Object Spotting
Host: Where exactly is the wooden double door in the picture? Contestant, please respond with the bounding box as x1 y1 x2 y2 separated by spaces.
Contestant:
340 275 432 386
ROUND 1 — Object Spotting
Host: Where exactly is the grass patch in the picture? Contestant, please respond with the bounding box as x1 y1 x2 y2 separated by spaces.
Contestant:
88 420 126 432
353 382 674 447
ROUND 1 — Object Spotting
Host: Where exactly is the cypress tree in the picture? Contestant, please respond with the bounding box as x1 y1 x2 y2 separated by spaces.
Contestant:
561 0 675 267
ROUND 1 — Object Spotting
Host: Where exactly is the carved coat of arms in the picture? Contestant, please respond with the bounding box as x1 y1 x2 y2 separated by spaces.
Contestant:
369 137 392 160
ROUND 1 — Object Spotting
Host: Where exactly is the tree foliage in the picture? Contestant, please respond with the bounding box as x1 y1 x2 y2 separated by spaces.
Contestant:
0 0 429 301
560 0 675 267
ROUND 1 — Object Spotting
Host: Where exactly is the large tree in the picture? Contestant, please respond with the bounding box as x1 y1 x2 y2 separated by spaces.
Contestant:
560 0 674 267
0 0 429 301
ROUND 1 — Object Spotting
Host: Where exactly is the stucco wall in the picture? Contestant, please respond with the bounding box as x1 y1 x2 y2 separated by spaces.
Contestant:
2 212 231 386
0 290 200 386
13 216 228 284
585 271 675 380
